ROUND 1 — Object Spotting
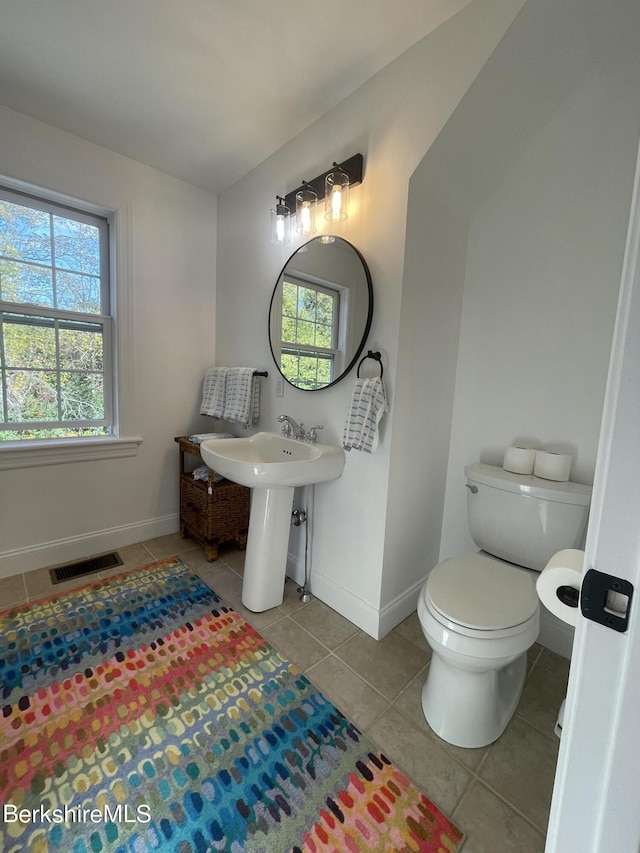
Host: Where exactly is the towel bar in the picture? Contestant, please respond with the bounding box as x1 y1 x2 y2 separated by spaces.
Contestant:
357 350 383 379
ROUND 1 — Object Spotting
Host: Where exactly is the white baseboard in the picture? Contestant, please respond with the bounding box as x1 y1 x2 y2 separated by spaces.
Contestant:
377 577 425 638
309 567 382 638
310 568 422 640
0 514 179 580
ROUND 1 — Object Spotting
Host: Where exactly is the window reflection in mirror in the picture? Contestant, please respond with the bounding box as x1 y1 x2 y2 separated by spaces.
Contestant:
269 237 373 391
280 277 339 389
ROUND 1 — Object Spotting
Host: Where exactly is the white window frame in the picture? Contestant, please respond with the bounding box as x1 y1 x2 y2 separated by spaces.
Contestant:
0 177 141 469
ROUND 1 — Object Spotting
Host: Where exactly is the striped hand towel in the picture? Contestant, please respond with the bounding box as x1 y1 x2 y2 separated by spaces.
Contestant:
200 367 228 417
342 377 389 453
223 368 260 427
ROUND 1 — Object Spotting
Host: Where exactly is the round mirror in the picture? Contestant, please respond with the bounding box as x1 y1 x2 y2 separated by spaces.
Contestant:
268 237 373 390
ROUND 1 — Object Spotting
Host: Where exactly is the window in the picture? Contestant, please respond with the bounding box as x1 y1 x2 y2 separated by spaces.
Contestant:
279 276 339 390
0 186 113 442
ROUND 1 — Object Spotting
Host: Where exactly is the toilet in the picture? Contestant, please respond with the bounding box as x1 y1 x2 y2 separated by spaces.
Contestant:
417 463 591 748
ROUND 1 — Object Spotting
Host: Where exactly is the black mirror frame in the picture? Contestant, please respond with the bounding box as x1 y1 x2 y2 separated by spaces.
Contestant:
268 238 374 391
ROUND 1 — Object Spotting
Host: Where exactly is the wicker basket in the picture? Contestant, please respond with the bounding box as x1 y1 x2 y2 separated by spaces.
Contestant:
176 437 249 561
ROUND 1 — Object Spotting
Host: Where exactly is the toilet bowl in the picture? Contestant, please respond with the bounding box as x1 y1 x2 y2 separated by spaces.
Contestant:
418 552 539 748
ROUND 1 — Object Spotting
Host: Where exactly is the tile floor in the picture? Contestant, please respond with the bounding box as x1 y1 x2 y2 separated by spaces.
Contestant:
1 535 570 852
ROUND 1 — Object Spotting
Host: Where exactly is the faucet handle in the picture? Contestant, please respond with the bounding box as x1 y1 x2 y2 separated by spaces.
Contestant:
306 425 323 443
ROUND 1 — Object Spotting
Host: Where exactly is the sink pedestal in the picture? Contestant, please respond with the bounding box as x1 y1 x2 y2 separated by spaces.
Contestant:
241 487 294 611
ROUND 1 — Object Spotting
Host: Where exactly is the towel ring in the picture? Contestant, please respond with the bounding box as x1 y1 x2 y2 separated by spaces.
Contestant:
357 350 384 379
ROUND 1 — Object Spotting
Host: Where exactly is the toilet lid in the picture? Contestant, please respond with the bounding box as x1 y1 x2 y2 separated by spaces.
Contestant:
426 553 539 631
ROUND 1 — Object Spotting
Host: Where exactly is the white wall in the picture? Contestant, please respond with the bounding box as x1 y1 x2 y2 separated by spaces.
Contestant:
379 0 640 656
215 0 524 637
0 106 218 577
381 197 467 613
378 0 640 651
440 56 640 563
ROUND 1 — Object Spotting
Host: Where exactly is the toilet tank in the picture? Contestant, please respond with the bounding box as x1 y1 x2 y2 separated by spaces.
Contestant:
465 463 592 571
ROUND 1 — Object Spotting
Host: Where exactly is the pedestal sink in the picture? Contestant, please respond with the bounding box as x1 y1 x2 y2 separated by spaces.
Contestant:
200 432 345 611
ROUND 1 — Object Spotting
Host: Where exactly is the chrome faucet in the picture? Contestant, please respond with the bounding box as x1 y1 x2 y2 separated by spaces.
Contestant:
277 414 305 440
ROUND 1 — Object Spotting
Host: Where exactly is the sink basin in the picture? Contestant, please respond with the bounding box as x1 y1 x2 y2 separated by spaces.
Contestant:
199 432 345 613
200 431 345 488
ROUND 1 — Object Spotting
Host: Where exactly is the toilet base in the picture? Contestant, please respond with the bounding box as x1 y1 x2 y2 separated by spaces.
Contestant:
422 651 527 748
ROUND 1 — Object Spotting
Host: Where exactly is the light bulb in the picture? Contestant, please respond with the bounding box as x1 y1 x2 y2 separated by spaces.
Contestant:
295 187 317 235
330 185 343 221
270 197 291 244
301 202 311 232
324 168 349 222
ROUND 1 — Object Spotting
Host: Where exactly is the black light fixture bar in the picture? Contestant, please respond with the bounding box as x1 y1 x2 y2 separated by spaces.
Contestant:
283 153 363 213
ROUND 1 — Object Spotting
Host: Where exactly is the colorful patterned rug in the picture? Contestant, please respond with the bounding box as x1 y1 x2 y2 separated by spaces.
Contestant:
0 557 464 853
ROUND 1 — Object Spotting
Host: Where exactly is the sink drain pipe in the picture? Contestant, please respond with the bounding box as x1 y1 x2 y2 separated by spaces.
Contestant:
291 484 314 603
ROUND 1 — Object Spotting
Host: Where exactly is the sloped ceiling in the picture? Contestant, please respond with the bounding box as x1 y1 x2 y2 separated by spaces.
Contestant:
413 0 640 216
0 0 473 193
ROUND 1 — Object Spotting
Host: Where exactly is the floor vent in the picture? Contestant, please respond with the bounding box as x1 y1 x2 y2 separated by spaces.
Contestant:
49 551 123 584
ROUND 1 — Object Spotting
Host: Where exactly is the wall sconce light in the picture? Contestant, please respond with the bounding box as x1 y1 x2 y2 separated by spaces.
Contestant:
272 153 363 241
270 196 291 244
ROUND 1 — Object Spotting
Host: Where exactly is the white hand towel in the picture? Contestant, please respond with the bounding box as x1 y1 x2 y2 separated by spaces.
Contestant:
223 368 260 427
342 377 389 453
192 464 224 483
200 368 228 418
188 432 235 443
